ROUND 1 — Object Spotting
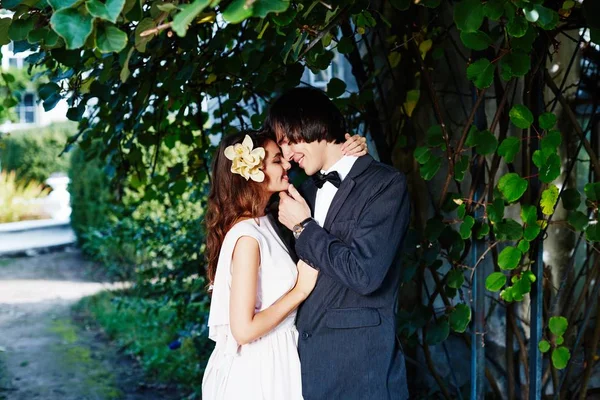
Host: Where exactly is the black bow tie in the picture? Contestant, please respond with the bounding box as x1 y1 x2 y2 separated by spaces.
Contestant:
312 171 342 189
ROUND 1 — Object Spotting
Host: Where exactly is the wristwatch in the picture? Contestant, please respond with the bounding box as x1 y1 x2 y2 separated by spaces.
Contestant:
293 217 315 240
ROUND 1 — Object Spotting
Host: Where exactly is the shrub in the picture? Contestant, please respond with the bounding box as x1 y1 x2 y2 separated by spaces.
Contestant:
68 143 114 242
0 170 50 222
0 122 76 183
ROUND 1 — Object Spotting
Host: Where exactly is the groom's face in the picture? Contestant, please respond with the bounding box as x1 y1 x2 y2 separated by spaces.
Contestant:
278 136 327 176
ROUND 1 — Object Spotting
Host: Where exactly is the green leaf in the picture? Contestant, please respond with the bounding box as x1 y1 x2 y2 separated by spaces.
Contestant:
507 15 528 38
426 125 445 148
500 50 531 79
541 130 562 157
500 287 514 302
420 157 442 181
449 304 471 333
426 318 450 345
86 0 126 23
467 58 495 89
0 18 11 46
8 18 34 42
556 335 564 345
414 147 431 164
485 272 507 292
539 112 557 130
540 185 559 215
447 269 465 289
38 82 60 100
539 153 561 184
460 215 475 239
561 188 581 210
326 78 346 98
583 0 600 29
457 203 467 219
524 224 541 241
487 198 505 223
517 239 530 253
523 270 536 283
460 31 493 50
48 0 79 10
567 211 589 231
535 5 559 30
586 223 600 242
512 275 531 301
509 104 534 129
494 219 523 241
498 173 528 203
455 155 469 182
484 0 505 20
390 0 411 11
135 18 155 53
387 51 402 68
476 222 490 239
549 316 568 336
43 92 62 111
253 0 290 18
498 246 522 270
425 217 445 241
512 24 538 51
497 137 520 163
420 0 441 8
337 37 353 54
584 182 600 201
539 340 551 353
525 8 539 23
521 204 537 225
50 6 94 50
96 23 128 53
119 46 134 83
454 0 485 33
476 130 498 155
591 28 600 45
421 157 442 181
172 0 211 36
552 347 570 370
532 150 545 169
156 3 179 11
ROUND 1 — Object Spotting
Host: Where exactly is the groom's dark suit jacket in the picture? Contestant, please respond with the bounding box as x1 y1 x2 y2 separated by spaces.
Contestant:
274 154 410 400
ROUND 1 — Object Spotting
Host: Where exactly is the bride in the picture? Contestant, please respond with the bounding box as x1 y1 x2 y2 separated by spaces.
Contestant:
202 130 366 399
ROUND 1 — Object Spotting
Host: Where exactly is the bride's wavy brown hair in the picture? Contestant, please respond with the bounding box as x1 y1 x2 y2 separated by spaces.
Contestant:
205 130 274 287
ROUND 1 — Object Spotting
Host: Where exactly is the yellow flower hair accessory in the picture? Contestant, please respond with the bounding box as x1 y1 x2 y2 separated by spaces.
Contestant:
223 135 266 182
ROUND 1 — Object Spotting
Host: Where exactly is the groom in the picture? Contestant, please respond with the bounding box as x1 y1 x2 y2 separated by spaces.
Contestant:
266 87 410 400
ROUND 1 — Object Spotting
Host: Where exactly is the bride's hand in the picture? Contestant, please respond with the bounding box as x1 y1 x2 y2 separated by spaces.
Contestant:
341 133 368 156
293 260 319 299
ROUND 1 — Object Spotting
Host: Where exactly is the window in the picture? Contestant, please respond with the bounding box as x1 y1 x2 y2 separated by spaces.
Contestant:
15 93 36 124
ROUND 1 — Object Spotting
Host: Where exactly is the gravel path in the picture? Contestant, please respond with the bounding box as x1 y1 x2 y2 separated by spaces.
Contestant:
0 250 183 400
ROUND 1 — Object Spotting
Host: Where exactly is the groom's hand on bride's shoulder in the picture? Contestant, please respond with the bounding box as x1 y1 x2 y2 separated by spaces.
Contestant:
278 184 311 231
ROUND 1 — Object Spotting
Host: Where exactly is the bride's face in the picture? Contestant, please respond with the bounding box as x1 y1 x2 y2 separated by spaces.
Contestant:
262 139 291 193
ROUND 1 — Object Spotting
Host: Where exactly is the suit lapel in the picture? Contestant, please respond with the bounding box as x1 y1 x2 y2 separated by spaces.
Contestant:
323 178 355 230
321 154 374 230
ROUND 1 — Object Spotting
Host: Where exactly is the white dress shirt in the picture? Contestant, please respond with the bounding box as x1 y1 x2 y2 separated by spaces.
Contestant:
314 155 358 227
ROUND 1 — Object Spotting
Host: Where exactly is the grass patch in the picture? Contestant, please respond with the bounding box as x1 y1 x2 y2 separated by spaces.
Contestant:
75 290 213 394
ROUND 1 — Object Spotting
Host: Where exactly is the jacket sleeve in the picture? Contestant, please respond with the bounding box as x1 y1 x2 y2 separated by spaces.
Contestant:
294 173 410 296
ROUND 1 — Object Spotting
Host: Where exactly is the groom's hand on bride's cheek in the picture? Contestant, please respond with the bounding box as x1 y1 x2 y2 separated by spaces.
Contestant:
278 185 311 231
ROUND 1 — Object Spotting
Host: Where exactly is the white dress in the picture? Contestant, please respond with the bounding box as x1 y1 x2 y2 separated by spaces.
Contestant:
202 215 303 400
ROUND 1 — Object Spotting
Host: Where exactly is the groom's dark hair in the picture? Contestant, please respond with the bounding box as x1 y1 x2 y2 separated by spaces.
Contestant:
265 87 347 145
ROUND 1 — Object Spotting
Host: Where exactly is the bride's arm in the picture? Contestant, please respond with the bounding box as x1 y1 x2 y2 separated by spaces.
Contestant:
229 236 317 345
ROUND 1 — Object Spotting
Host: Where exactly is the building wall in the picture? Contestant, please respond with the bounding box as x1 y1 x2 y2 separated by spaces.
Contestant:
0 43 69 133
